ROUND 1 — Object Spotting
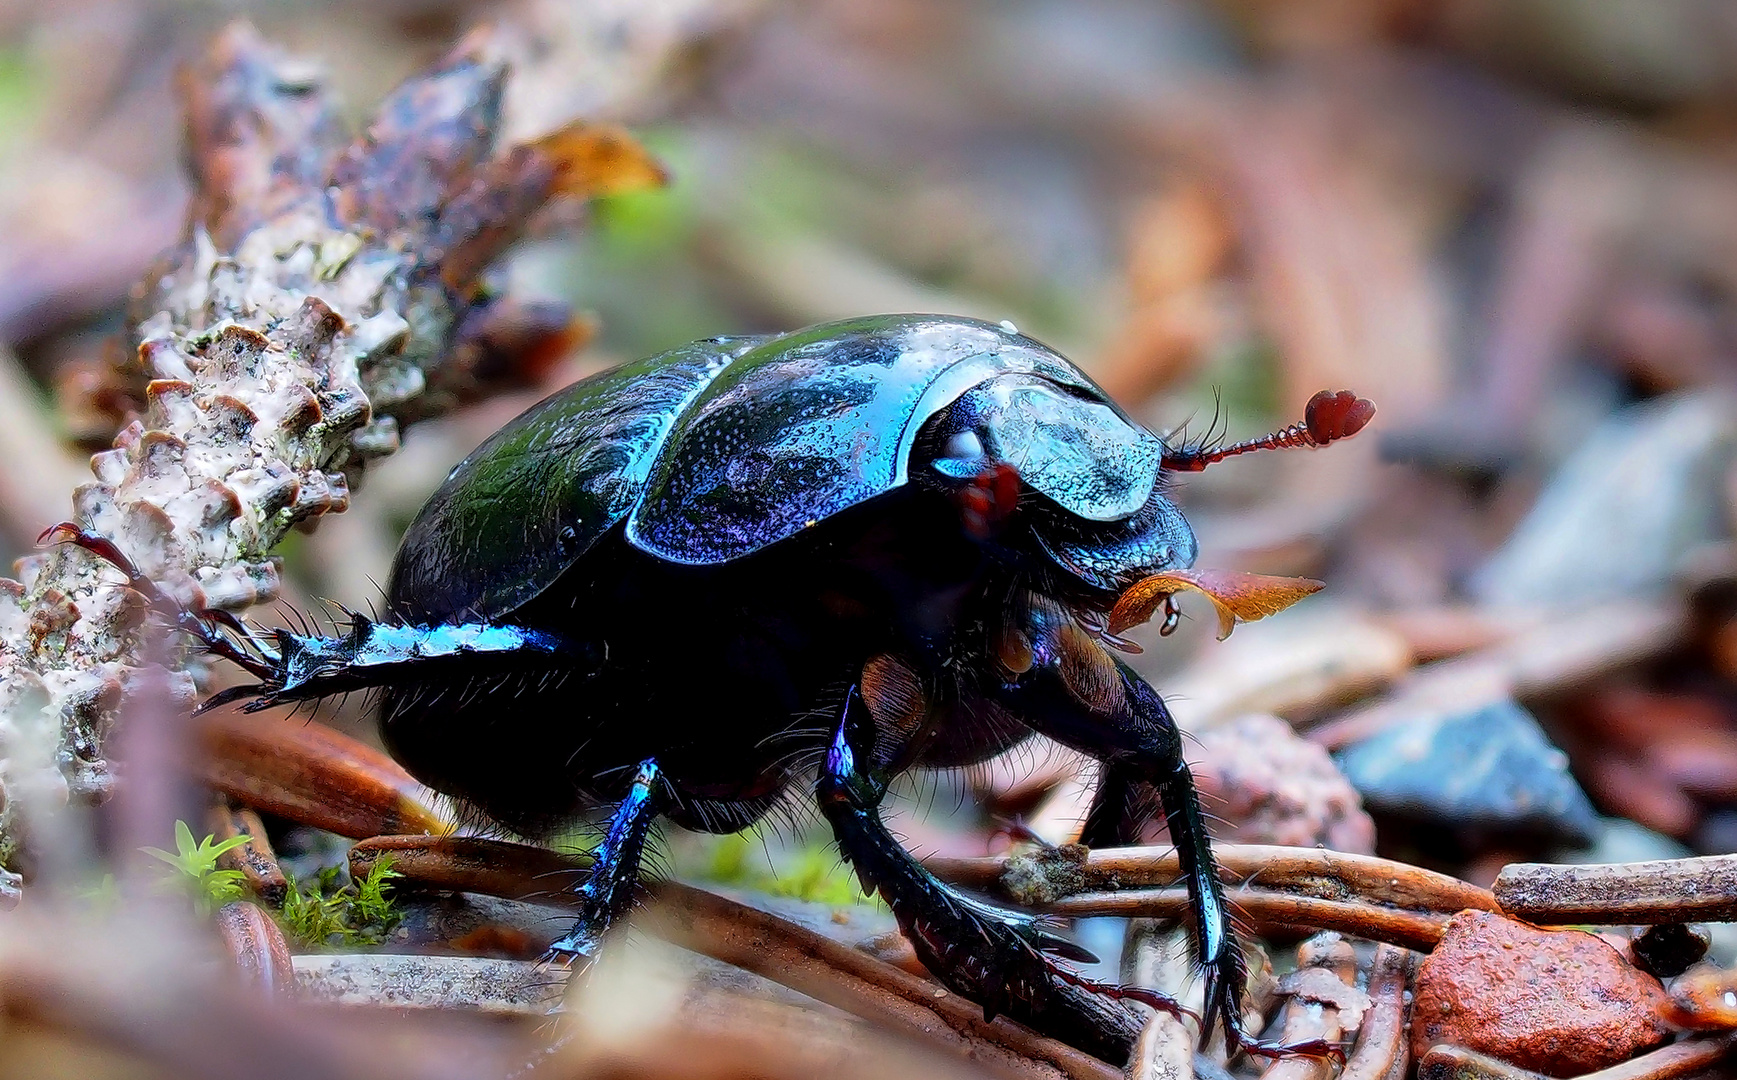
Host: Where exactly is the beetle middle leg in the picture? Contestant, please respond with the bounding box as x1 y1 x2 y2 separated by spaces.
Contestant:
543 759 670 966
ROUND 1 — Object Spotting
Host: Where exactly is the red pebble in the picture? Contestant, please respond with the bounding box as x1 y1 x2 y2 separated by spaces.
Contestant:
1412 911 1671 1076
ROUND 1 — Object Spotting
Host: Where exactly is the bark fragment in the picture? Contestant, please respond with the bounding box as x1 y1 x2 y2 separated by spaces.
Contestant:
0 22 665 892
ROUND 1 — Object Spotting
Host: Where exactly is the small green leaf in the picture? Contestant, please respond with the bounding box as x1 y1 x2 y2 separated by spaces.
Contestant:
174 820 195 858
141 820 259 918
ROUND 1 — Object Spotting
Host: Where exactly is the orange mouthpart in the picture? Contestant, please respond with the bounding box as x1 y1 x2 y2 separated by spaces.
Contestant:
1108 569 1324 638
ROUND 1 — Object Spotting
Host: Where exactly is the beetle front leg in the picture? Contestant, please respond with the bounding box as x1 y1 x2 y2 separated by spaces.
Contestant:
996 654 1341 1062
819 687 1187 1065
544 759 669 967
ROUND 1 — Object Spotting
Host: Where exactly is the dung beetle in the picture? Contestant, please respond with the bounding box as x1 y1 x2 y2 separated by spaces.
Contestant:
63 314 1372 1063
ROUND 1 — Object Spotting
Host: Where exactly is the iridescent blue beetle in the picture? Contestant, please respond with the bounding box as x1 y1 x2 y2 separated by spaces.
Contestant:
124 315 1372 1063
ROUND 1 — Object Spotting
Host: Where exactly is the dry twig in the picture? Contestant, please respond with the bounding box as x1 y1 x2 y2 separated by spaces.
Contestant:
929 844 1494 914
644 882 1123 1080
215 900 297 998
198 710 448 840
294 954 564 1017
349 835 1116 1080
1339 945 1413 1080
1419 1035 1736 1080
1261 935 1360 1080
1494 854 1737 924
1049 889 1448 952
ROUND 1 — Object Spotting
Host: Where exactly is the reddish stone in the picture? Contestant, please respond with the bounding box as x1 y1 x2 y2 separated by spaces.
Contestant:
1183 713 1376 853
1411 911 1672 1077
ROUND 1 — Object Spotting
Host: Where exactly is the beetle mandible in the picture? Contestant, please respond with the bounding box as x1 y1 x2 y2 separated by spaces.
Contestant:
69 314 1373 1063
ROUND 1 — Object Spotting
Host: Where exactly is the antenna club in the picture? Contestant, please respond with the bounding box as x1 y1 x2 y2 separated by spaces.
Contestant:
1304 390 1376 444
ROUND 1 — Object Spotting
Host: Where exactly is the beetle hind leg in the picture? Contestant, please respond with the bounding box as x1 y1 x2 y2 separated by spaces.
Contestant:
818 688 1169 1065
543 759 670 967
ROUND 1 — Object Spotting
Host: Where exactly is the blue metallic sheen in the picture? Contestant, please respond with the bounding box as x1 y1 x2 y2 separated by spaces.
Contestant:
391 336 762 621
625 315 1129 564
391 315 1181 605
547 758 666 962
238 618 585 708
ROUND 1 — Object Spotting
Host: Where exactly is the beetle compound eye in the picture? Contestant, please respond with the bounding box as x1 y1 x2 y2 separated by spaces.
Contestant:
930 427 997 480
942 430 986 464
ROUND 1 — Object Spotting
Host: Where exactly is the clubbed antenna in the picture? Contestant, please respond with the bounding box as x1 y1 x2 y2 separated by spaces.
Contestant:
1161 390 1375 473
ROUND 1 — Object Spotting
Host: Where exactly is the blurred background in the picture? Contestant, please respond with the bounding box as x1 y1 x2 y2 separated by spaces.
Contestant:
5 0 1737 1000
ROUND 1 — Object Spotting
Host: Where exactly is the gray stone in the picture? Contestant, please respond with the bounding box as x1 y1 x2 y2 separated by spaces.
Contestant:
1334 698 1600 845
1472 391 1737 606
1565 816 1693 866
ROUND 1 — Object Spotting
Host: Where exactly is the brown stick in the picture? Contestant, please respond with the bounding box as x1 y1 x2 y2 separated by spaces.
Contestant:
1417 1045 1551 1080
349 836 1114 1080
199 711 449 840
1044 888 1449 951
643 881 1120 1080
1574 1034 1736 1080
1419 1036 1737 1080
927 844 1495 916
1494 855 1737 924
215 901 296 998
1340 945 1413 1080
1262 935 1358 1080
208 803 288 904
349 835 585 902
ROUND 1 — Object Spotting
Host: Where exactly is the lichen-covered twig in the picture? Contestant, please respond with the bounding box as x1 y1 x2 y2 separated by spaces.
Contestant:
0 22 665 896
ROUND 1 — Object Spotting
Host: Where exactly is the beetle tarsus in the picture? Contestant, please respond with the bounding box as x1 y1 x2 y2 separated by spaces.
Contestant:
39 521 282 680
542 759 668 968
995 648 1336 1061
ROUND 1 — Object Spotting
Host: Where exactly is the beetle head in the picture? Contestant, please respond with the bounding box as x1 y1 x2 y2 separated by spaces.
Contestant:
917 374 1203 602
918 383 1376 604
919 373 1163 537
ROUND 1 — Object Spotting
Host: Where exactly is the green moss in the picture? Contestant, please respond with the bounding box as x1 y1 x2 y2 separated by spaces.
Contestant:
278 855 403 949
